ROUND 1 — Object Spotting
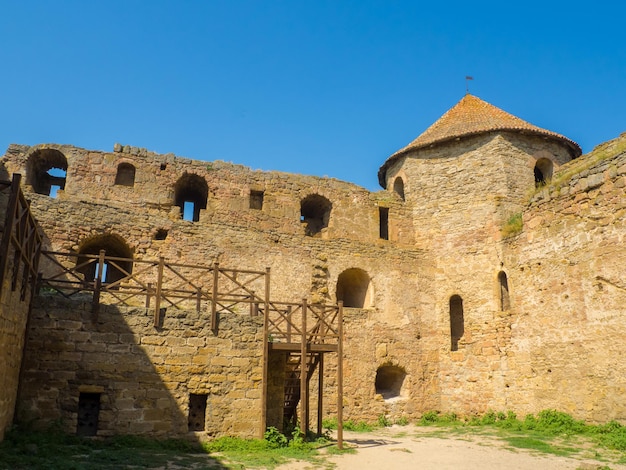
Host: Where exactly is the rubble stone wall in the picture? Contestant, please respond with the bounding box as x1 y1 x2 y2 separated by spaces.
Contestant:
1 133 625 438
18 296 265 438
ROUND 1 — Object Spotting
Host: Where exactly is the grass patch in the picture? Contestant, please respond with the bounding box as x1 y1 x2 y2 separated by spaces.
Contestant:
323 417 375 433
0 424 333 470
501 212 523 238
502 435 574 457
0 425 218 470
416 409 626 464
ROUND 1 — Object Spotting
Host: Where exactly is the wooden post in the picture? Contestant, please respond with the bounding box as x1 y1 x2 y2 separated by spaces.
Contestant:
337 301 344 449
146 282 153 309
286 306 292 342
211 262 219 332
260 267 271 438
317 353 324 436
300 298 308 435
154 257 164 327
0 174 21 297
11 198 28 291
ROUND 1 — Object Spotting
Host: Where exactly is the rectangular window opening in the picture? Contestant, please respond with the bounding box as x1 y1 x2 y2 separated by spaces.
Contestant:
250 190 264 210
77 392 101 436
188 393 208 431
183 201 196 221
379 207 389 240
49 185 61 198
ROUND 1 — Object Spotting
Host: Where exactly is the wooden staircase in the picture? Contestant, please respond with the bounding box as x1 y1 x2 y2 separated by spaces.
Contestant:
283 352 320 426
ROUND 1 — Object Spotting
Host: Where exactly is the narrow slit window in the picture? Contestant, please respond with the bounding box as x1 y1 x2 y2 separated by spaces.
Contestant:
498 271 510 311
379 207 389 240
449 295 464 351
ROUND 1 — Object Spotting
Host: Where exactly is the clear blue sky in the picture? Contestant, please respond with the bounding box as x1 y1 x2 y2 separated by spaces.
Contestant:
1 1 624 190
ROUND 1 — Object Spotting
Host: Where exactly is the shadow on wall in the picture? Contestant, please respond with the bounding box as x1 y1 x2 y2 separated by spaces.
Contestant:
16 293 258 451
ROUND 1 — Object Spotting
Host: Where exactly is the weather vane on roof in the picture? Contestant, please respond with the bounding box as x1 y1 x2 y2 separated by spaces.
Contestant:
465 76 474 94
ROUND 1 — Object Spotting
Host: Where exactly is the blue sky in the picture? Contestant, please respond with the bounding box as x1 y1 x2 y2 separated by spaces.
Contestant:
1 1 624 191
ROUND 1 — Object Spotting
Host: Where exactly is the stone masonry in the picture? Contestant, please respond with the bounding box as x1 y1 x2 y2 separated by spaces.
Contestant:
0 94 624 440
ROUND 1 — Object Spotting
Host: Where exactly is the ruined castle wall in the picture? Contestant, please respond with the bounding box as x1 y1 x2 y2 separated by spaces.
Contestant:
0 183 36 440
2 144 414 246
0 251 32 441
499 144 626 422
2 143 430 434
18 296 265 437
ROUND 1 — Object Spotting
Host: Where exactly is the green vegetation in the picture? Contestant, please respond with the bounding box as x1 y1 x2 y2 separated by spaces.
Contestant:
2 411 625 468
323 416 375 432
501 212 523 238
550 135 626 190
0 424 335 470
417 409 626 455
0 424 217 469
203 427 330 469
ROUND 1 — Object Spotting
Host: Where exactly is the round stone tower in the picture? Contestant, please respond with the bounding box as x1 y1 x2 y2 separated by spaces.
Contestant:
377 94 582 412
378 94 581 249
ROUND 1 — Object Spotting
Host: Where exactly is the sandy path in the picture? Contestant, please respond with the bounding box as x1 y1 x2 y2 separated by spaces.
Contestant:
278 426 626 470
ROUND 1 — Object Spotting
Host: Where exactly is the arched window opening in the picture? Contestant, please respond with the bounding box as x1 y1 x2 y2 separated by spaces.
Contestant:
26 148 68 196
393 177 405 201
534 158 553 187
336 268 371 308
449 295 464 351
498 271 510 311
76 234 133 286
174 173 208 222
375 365 406 400
115 162 136 187
300 194 332 237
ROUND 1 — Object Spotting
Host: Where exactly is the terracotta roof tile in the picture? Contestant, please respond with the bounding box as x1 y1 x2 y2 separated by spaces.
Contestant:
378 94 581 187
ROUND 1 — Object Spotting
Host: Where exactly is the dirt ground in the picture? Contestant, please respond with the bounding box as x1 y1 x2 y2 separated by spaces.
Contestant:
277 425 626 470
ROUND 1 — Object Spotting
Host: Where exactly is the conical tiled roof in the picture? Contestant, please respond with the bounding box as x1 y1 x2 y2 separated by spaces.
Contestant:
378 94 581 187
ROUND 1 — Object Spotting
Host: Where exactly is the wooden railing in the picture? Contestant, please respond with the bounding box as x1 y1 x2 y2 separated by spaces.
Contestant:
0 174 43 302
38 249 269 328
261 300 341 349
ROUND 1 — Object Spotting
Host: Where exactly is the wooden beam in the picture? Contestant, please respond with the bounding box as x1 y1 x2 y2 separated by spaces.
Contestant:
0 174 20 297
300 298 308 435
260 267 270 438
337 301 344 450
268 343 337 353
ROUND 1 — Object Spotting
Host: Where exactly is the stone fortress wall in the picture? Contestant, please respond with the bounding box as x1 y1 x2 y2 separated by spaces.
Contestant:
0 96 624 439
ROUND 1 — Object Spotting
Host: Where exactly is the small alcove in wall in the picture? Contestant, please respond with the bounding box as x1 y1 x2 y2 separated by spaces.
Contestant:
375 364 406 401
392 177 405 201
534 158 554 187
115 162 136 187
336 268 373 308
